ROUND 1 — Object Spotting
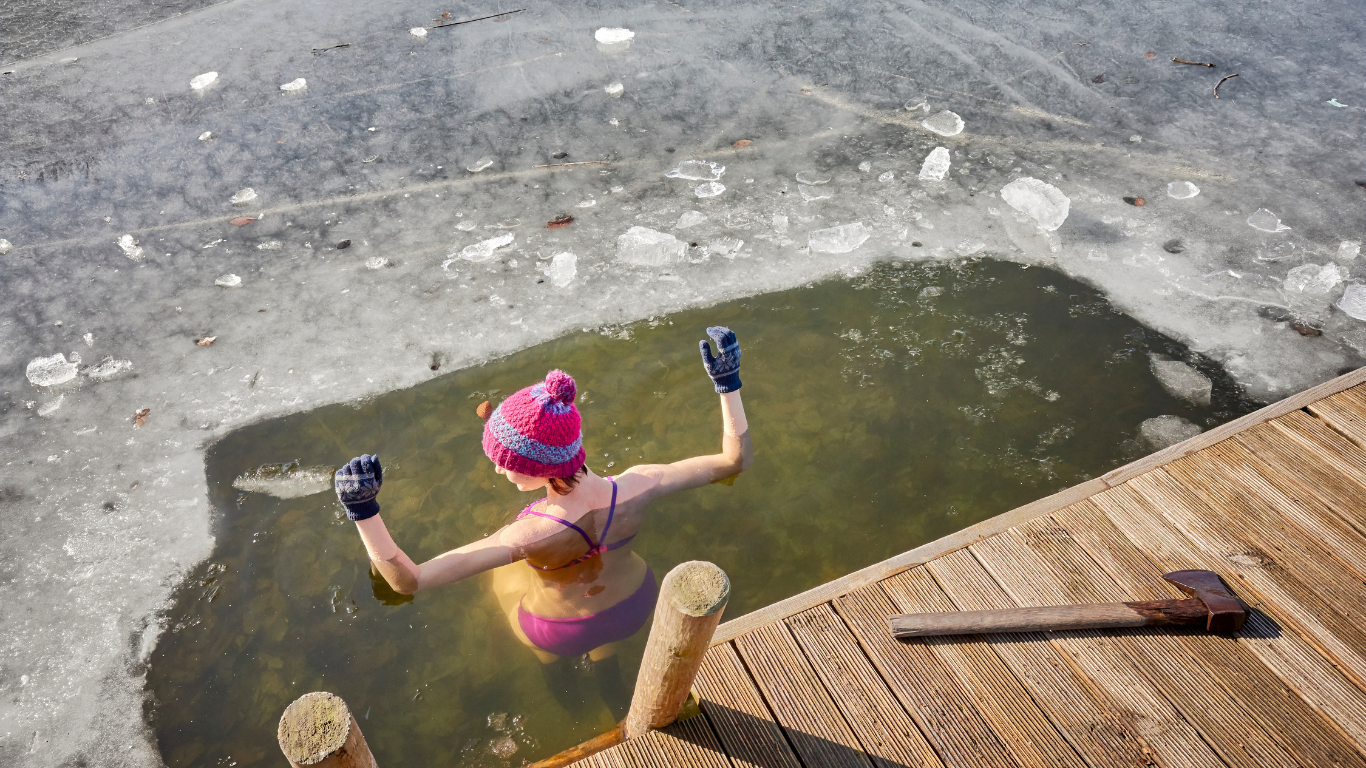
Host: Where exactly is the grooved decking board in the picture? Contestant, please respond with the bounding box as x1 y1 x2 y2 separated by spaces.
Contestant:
589 715 733 768
692 643 802 768
924 548 1156 768
877 567 1088 768
1308 387 1366 447
785 604 945 768
734 623 873 768
833 583 1019 768
1253 413 1366 534
1052 503 1366 767
1080 487 1366 752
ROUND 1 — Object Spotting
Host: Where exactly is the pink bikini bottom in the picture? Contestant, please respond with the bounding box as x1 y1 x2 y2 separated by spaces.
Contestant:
518 568 658 658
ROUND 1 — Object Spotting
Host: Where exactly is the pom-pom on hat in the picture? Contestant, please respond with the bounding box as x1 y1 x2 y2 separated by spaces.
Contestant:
482 370 586 478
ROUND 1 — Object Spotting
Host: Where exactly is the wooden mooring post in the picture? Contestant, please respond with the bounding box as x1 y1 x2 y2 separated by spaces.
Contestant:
531 560 731 768
277 691 378 768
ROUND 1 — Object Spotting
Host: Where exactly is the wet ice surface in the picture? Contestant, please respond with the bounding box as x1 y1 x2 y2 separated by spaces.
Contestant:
2 0 1365 765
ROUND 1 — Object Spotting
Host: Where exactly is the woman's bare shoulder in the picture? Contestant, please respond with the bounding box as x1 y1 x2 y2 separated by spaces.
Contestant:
613 466 666 500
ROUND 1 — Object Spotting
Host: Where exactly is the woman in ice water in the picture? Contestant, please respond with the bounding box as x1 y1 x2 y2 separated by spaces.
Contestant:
333 327 751 717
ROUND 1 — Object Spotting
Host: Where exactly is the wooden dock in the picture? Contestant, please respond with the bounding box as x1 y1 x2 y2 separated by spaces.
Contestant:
570 367 1366 768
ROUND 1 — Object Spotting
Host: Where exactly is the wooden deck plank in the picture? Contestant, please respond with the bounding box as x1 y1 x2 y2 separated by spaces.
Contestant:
833 583 1021 768
734 623 874 768
649 715 735 768
692 643 803 768
1306 386 1366 447
924 548 1159 768
876 567 1089 768
1256 412 1366 534
1053 502 1366 767
974 519 1298 768
785 604 946 768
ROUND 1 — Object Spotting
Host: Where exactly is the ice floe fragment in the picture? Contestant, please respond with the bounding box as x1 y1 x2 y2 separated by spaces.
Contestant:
918 147 951 181
467 156 495 173
595 28 635 44
858 161 872 173
1337 241 1362 262
616 226 686 266
37 395 63 417
665 160 724 181
799 184 831 202
878 171 894 183
1167 181 1200 199
410 27 428 38
280 78 307 92
1139 415 1203 451
365 256 390 270
190 72 218 90
693 181 725 198
794 171 830 185
1247 208 1290 232
1337 285 1366 320
604 82 624 97
27 354 79 388
676 211 707 229
921 110 964 137
215 274 242 288
809 222 869 254
710 237 744 258
257 240 282 250
117 234 144 262
548 252 578 287
86 357 133 382
1150 357 1212 405
0 238 11 255
198 131 213 141
230 188 257 206
455 220 477 231
1000 177 1070 231
1283 263 1343 295
233 461 334 498
456 233 514 263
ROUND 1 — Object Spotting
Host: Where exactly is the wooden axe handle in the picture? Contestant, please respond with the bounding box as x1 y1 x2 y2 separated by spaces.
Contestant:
889 597 1208 638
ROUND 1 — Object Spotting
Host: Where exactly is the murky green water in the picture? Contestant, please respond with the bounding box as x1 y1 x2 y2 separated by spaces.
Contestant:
148 259 1255 767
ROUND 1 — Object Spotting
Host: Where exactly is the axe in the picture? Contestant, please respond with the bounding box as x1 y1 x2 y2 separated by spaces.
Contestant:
889 569 1249 639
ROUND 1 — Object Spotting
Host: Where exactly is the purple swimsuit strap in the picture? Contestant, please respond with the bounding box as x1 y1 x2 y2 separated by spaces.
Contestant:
518 479 621 570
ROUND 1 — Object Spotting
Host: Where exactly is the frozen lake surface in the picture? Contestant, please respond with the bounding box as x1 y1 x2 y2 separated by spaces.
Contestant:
1 0 1363 765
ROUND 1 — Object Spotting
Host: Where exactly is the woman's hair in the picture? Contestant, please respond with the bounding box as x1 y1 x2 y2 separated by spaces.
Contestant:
547 464 589 495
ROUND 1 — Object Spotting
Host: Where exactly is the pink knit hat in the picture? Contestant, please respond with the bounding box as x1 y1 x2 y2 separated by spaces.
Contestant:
482 370 586 478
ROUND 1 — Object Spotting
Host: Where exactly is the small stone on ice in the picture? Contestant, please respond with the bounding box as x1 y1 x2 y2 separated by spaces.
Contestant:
27 354 79 388
878 171 894 182
1336 285 1366 320
190 71 218 90
1150 357 1212 406
809 222 870 254
280 78 307 92
858 161 872 173
694 181 725 198
365 256 390 270
799 184 832 202
467 156 495 173
604 82 624 97
198 131 213 141
548 252 578 287
230 188 258 206
921 110 964 137
676 211 707 229
1000 177 1070 231
665 160 724 181
117 234 144 262
456 233 515 263
1139 415 1203 451
1247 208 1290 233
1283 263 1343 295
595 28 635 44
215 274 242 288
616 226 686 266
1167 181 1200 199
918 147 951 181
794 171 830 185
1337 241 1362 262
0 238 12 254
410 27 428 38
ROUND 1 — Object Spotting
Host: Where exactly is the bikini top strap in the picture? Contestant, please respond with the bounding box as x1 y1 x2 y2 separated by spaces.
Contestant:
517 506 595 551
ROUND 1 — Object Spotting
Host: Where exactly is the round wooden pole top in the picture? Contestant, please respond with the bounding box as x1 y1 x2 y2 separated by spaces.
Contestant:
662 561 730 617
279 691 352 765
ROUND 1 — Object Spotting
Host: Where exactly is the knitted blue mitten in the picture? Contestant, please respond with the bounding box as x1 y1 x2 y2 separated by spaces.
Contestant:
699 326 742 393
335 454 383 521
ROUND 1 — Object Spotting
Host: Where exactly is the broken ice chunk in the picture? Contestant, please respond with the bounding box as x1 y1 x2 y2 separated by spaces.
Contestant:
215 274 242 288
26 354 79 388
1000 177 1070 231
710 237 744 258
233 461 334 498
604 82 624 97
1336 285 1366 320
1167 181 1200 199
694 181 725 198
665 160 724 181
616 226 686 266
37 395 64 417
676 211 707 229
0 238 11 254
1247 208 1290 233
230 188 258 206
1139 415 1203 451
257 240 282 250
1284 263 1344 295
410 27 428 38
771 215 789 234
456 233 515 263
954 240 986 256
365 256 390 269
576 199 597 208
1337 241 1362 262
921 110 964 137
918 147 951 181
455 220 477 231
795 171 830 185
280 78 307 92
190 72 218 90
799 184 832 202
198 131 213 141
858 161 872 173
878 171 895 183
548 252 578 287
809 222 870 254
86 357 133 382
920 286 943 297
467 156 495 173
1149 357 1212 405
595 28 635 44
117 234 144 262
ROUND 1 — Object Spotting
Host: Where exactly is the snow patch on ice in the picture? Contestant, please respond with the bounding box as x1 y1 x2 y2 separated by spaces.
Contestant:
1000 177 1070 231
809 222 870 254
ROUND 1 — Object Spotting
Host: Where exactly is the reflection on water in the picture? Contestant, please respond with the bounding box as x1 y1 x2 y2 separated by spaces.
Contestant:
148 260 1256 766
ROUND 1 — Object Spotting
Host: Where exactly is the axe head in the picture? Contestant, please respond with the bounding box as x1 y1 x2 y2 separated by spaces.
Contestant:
1163 569 1250 633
